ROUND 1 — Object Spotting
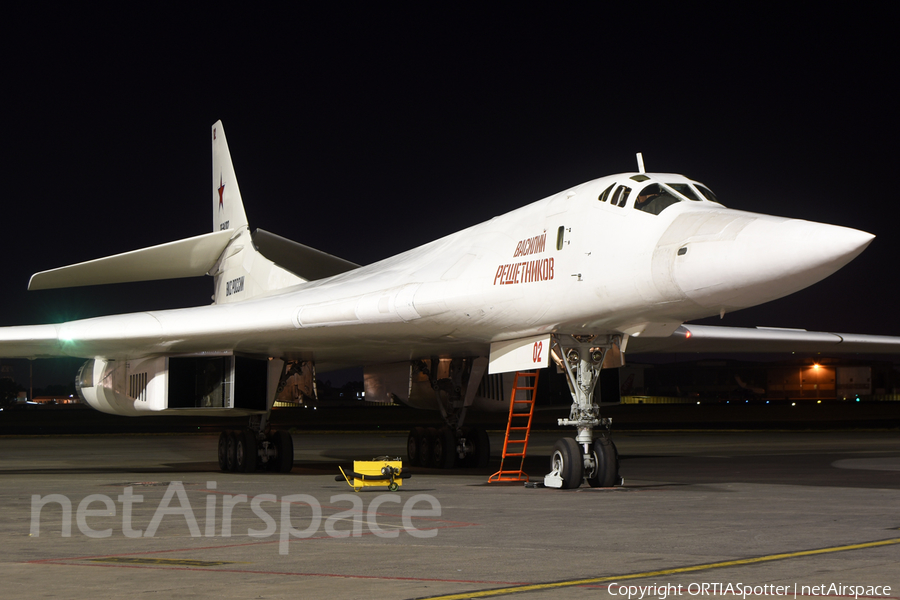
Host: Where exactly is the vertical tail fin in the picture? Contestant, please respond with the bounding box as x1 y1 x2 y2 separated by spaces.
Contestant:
209 121 304 304
212 121 249 233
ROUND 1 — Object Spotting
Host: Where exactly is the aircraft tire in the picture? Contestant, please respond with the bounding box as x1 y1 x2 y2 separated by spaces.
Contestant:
217 431 229 472
586 437 616 487
459 426 474 467
422 427 438 468
274 430 294 474
610 439 620 483
408 427 425 466
473 427 490 469
434 427 457 469
459 426 489 468
225 431 238 472
264 433 279 472
551 438 583 489
236 429 257 473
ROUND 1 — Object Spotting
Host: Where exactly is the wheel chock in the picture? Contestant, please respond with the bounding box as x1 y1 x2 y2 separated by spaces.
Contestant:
543 469 564 489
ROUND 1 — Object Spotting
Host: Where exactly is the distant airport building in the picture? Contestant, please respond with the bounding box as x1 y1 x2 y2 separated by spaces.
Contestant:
619 358 899 403
1 361 25 403
1 362 17 381
31 395 81 405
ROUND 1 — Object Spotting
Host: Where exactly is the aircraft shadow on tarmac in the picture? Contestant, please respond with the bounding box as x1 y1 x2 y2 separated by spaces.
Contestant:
2 446 897 490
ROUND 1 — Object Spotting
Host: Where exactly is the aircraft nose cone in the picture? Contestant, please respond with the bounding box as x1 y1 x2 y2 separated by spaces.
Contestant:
672 214 874 310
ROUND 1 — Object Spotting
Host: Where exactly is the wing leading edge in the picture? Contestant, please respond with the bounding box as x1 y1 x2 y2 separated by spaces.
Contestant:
5 312 900 362
628 324 900 355
0 324 62 359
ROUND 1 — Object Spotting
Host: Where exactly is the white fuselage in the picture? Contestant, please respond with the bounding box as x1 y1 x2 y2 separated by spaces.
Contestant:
36 171 871 370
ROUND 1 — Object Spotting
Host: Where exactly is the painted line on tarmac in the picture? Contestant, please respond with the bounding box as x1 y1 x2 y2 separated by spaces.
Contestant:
88 557 249 567
26 518 477 566
44 559 529 586
412 537 900 600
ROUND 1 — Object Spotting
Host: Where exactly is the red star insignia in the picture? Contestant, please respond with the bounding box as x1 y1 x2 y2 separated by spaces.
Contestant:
218 175 225 210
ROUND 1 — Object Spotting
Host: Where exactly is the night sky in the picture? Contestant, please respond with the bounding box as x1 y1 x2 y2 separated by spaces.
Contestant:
3 6 899 386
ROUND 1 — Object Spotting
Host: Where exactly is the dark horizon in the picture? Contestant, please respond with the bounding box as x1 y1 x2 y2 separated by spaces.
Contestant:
3 6 899 389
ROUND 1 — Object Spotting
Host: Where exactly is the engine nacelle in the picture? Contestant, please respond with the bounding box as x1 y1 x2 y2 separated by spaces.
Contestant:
76 357 166 415
76 355 273 416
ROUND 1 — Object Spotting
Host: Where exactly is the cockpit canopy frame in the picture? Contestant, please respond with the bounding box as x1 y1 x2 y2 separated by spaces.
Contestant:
597 173 721 215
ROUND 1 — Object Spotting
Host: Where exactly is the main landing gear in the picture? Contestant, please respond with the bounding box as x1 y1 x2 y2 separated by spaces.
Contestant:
217 425 294 473
216 358 309 474
544 334 624 489
407 424 490 469
406 357 491 469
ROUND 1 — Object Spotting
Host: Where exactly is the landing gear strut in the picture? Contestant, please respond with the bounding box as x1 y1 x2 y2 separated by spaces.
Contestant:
544 334 623 489
406 357 491 469
217 358 308 474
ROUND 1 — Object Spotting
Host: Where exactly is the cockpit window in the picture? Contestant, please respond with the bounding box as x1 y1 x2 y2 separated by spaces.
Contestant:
634 183 680 215
598 184 614 203
610 185 631 207
666 183 701 202
632 180 724 214
695 184 720 204
602 179 723 214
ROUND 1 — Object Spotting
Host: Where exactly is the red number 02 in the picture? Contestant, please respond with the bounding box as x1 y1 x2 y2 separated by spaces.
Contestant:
532 341 543 363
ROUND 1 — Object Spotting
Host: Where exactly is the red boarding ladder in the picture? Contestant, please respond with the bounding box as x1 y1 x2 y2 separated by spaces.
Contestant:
488 370 540 483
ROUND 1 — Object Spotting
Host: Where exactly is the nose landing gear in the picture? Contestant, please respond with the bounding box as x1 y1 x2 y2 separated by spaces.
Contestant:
543 334 624 489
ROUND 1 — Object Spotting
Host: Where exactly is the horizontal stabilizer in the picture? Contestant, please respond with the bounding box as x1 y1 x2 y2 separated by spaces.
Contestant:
252 229 360 281
28 230 235 290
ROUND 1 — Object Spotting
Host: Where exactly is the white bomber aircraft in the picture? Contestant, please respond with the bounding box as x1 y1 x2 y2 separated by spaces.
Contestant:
3 122 899 488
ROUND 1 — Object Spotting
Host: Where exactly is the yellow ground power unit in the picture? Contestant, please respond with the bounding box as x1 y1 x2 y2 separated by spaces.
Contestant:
335 456 411 491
